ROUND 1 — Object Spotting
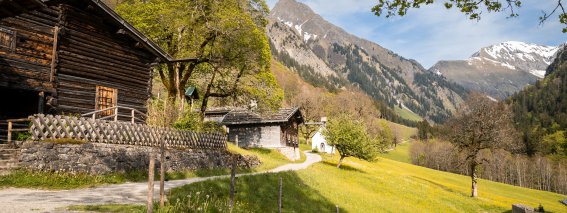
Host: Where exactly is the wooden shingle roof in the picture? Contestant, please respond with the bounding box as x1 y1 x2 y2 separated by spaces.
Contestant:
222 107 303 125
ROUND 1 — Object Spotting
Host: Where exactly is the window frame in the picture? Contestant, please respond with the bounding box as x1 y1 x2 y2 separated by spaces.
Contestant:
95 86 118 118
0 27 16 51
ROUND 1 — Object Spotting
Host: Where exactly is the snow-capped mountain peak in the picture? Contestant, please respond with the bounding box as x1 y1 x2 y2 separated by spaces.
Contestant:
468 41 561 78
473 41 559 66
429 41 563 100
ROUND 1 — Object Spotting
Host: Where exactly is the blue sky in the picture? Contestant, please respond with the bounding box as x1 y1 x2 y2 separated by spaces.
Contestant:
266 0 566 68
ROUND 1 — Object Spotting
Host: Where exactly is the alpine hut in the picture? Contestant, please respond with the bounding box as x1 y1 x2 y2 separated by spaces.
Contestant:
0 0 173 123
222 107 304 160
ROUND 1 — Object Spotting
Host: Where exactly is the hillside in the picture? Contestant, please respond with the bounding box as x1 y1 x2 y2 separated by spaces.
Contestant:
430 41 560 99
272 58 418 133
167 153 567 212
267 0 467 123
507 44 567 155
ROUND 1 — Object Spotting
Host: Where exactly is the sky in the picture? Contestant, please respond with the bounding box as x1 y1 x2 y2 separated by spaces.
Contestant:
266 0 566 68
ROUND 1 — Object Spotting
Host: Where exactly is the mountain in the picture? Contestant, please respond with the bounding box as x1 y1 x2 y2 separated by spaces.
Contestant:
429 41 560 99
506 44 567 156
267 0 467 123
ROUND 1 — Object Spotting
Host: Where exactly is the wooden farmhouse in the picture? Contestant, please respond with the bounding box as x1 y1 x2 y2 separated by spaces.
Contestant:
0 0 174 123
222 107 304 149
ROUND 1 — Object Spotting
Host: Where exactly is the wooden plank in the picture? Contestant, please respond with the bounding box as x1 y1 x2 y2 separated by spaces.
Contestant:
50 26 59 82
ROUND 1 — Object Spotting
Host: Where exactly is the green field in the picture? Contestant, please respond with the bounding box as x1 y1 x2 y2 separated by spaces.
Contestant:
162 153 567 212
380 141 413 163
395 106 423 122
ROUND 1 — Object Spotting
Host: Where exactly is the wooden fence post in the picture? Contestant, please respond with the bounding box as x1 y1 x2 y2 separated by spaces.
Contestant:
159 140 166 208
336 205 339 213
114 107 119 122
7 121 12 145
278 177 282 213
229 155 237 211
131 109 135 124
147 152 155 213
235 134 239 148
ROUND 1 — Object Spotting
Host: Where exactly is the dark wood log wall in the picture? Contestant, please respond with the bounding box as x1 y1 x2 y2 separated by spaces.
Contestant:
0 3 156 121
57 5 154 117
0 7 58 93
280 118 300 147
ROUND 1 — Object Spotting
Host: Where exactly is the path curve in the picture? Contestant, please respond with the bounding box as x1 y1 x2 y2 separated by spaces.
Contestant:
0 151 321 213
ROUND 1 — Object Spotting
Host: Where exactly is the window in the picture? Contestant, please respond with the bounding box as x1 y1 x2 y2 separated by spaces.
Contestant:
0 27 16 50
95 86 117 117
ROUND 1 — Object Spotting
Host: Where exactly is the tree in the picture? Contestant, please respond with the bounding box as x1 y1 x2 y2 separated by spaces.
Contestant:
378 120 395 148
541 130 567 156
116 0 282 116
416 120 431 141
372 0 567 33
323 115 380 168
444 93 518 197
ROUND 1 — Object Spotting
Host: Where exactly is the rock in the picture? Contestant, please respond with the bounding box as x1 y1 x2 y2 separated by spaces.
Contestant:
512 204 535 213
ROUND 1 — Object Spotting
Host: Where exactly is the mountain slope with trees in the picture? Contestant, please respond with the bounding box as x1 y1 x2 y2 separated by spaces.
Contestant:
507 45 567 156
268 0 467 123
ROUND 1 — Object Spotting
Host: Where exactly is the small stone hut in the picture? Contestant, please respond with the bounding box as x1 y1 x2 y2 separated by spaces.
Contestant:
222 107 304 149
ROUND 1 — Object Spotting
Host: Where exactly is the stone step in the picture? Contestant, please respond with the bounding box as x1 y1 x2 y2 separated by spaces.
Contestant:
0 149 19 155
0 143 13 149
0 153 17 160
0 162 21 169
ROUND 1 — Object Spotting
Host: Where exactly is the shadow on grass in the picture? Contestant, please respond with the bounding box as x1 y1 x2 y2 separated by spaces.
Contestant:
165 171 345 212
247 147 272 154
411 175 468 197
321 161 366 173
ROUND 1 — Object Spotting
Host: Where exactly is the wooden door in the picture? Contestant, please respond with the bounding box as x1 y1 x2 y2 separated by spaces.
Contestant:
95 86 117 118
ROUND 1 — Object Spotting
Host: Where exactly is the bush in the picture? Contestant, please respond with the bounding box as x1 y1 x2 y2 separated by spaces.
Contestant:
40 138 86 144
173 112 224 133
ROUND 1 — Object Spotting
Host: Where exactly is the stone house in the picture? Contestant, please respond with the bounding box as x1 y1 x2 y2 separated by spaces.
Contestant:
222 107 304 159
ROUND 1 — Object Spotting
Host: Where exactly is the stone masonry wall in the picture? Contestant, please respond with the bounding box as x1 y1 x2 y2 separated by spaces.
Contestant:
18 142 260 175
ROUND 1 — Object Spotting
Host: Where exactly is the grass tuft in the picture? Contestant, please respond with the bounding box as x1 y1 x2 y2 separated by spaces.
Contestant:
40 138 86 144
67 204 145 213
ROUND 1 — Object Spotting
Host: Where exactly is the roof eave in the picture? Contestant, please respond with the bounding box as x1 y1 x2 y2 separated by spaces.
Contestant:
223 120 289 126
87 0 173 62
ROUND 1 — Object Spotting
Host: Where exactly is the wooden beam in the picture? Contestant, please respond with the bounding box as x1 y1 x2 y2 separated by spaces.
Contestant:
116 28 126 35
49 26 59 82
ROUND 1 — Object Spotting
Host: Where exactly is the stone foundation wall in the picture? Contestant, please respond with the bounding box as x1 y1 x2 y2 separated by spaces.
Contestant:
18 142 260 175
277 147 301 161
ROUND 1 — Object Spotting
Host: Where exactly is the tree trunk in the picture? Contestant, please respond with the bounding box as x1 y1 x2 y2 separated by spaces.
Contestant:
337 156 345 168
470 163 478 197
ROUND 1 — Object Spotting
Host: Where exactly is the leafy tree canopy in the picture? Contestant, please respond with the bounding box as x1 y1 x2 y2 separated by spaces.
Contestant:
323 115 381 168
372 0 567 32
117 0 282 115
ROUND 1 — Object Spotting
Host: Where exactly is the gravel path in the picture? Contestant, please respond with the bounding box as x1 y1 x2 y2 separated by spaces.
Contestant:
0 151 321 213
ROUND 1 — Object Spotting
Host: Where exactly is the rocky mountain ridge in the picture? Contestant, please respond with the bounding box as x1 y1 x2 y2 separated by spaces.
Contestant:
429 41 562 99
268 0 467 123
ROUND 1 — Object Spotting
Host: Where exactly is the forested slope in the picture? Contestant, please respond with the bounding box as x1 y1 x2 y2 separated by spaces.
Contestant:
507 45 567 156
